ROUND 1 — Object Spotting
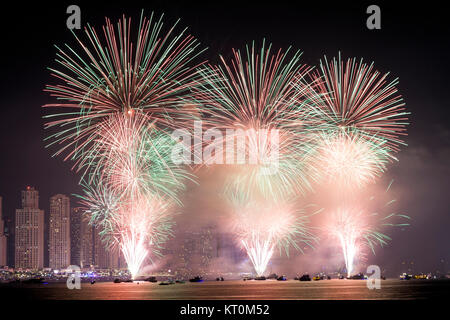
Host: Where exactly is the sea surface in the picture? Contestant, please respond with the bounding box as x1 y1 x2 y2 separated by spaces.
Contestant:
1 279 449 300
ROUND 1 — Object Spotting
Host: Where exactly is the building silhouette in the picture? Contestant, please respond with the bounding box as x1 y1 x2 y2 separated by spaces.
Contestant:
72 208 124 269
0 196 7 266
70 207 82 266
93 226 123 269
164 225 246 277
15 187 44 269
48 194 71 269
94 226 109 268
79 215 93 268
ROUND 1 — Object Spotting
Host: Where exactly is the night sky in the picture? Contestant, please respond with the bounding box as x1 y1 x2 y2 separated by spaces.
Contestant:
0 1 448 275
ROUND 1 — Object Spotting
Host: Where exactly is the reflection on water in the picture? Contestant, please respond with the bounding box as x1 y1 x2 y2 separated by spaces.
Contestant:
1 279 449 300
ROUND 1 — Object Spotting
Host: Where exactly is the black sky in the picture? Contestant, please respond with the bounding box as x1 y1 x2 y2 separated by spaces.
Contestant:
0 1 448 274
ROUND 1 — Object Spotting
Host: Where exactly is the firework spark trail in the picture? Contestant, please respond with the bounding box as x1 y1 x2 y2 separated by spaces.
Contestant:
309 53 409 151
227 189 317 276
194 40 323 198
195 41 323 275
44 13 201 278
326 181 410 277
80 179 175 279
119 208 149 279
242 235 274 277
43 12 205 167
212 127 317 201
316 131 392 188
83 111 192 202
306 55 410 274
121 234 148 279
115 195 174 279
75 111 188 278
77 115 186 278
338 233 357 277
329 209 364 277
299 54 411 190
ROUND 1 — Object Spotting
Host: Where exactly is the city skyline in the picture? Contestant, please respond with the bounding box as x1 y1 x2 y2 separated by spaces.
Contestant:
0 187 129 270
1 187 254 276
0 178 448 277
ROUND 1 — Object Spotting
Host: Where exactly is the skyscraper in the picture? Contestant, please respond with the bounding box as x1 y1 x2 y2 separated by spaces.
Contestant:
15 187 44 269
70 207 82 266
93 227 107 268
94 227 122 269
49 194 71 269
75 215 123 269
80 215 93 268
0 196 7 266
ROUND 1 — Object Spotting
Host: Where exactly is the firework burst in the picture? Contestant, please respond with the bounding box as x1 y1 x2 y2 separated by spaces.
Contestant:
315 131 392 188
193 40 322 198
79 175 176 279
227 188 317 276
43 13 201 277
81 111 192 203
309 53 409 153
43 12 205 165
76 111 189 277
325 181 410 277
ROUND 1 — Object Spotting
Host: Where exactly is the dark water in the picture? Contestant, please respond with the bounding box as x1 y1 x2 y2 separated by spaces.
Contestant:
1 279 449 300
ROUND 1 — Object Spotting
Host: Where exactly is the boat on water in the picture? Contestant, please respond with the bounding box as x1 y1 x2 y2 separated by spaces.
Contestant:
400 273 413 280
348 273 366 280
299 274 311 281
277 275 287 281
255 276 266 280
145 276 157 283
22 278 45 284
189 276 203 283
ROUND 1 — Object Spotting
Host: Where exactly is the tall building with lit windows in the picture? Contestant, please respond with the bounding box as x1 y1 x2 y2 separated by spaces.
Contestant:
70 207 82 266
0 196 7 266
80 215 93 268
49 194 71 269
94 227 122 269
15 187 44 269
